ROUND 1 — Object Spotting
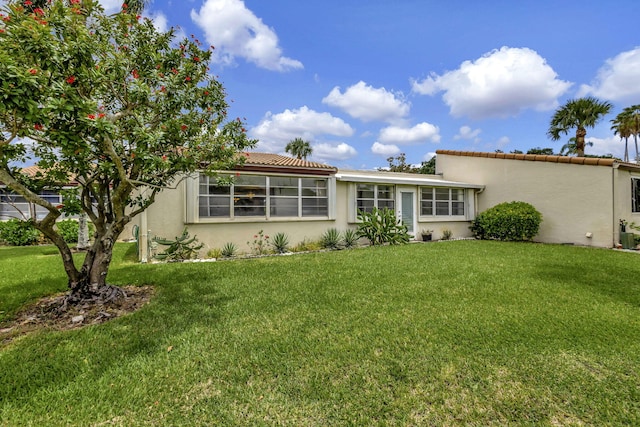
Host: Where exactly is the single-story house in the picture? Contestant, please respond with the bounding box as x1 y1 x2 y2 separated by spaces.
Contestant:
0 166 75 221
4 150 639 257
133 153 484 260
435 150 640 248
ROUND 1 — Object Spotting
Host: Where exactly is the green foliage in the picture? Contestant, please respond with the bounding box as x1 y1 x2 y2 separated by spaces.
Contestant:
221 242 238 258
320 228 342 250
471 201 542 241
270 232 289 254
0 219 41 246
247 230 270 255
290 238 322 252
54 219 94 244
342 229 359 248
357 207 410 245
284 138 312 160
442 229 453 240
0 0 254 294
153 228 203 261
207 248 223 259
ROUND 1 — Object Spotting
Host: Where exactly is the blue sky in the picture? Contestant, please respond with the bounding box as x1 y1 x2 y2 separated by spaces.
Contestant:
7 0 640 169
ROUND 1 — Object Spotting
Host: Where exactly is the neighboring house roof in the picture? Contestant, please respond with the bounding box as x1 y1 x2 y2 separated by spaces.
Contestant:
237 152 337 175
436 150 640 171
335 169 484 189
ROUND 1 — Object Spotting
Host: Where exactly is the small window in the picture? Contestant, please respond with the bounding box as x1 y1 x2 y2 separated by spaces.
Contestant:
356 184 395 213
421 187 465 216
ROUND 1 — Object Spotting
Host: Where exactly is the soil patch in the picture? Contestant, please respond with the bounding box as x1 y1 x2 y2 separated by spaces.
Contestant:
0 285 154 346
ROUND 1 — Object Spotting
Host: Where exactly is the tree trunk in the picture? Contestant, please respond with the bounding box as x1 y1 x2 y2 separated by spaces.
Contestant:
575 128 587 157
77 213 90 250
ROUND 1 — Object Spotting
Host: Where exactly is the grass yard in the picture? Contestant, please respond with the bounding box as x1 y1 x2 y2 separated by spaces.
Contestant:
1 240 639 425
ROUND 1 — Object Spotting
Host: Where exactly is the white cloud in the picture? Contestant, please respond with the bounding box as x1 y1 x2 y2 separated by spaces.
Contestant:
378 122 440 145
454 125 481 141
412 47 572 119
251 106 354 152
149 12 169 33
578 47 640 103
312 142 358 162
587 136 627 159
423 152 437 162
371 142 401 156
322 81 410 123
190 0 303 72
496 136 510 148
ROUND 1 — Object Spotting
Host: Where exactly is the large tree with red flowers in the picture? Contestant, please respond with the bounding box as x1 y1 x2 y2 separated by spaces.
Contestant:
0 0 254 304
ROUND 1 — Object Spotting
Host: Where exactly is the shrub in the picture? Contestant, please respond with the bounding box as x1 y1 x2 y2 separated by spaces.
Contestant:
153 228 203 261
320 228 342 250
357 207 410 246
291 239 322 253
207 248 223 259
442 229 453 240
221 242 238 257
271 232 289 254
470 201 542 241
55 219 95 244
0 219 41 246
248 230 270 255
342 229 359 248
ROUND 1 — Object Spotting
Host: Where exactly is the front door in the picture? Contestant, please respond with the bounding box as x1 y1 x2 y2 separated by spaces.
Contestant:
399 188 417 237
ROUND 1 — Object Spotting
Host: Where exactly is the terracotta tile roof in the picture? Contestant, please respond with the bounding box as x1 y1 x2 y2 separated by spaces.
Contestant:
436 149 640 170
238 152 337 173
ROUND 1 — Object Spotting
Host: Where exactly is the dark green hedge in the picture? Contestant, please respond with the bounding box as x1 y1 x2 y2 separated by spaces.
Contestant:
470 201 542 241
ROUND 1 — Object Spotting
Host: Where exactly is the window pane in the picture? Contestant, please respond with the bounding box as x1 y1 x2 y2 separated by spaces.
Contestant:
234 197 266 216
435 188 450 200
357 199 375 213
452 202 465 216
421 201 433 216
199 196 230 217
270 177 299 197
436 201 449 215
451 189 464 201
421 188 434 201
633 178 640 213
356 184 375 199
302 198 328 216
377 185 394 200
302 178 327 197
378 200 395 210
271 197 298 217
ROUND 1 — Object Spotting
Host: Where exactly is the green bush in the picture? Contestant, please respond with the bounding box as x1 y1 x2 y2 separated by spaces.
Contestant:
470 201 542 241
342 229 359 248
0 219 41 246
55 219 95 244
357 207 410 246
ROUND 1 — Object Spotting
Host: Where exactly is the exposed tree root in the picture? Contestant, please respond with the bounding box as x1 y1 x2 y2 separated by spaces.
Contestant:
0 285 154 347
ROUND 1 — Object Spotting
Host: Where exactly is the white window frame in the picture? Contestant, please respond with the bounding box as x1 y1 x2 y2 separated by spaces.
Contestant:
189 173 335 223
419 187 466 218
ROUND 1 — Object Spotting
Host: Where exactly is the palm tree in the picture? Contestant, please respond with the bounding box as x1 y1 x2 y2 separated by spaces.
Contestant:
547 97 613 157
611 112 632 162
560 137 593 156
285 138 312 160
621 105 640 162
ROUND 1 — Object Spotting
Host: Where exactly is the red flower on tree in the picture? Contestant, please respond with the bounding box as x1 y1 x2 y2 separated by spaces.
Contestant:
87 114 96 120
34 123 43 131
131 69 139 79
24 0 32 5
180 124 188 131
66 75 76 84
70 0 81 3
28 68 37 75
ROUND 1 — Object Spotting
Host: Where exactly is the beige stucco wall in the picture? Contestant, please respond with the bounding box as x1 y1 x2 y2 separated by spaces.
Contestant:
127 175 479 260
437 154 617 247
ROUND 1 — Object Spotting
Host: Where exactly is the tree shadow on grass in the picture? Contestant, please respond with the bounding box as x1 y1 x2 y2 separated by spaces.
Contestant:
0 273 234 407
534 261 640 308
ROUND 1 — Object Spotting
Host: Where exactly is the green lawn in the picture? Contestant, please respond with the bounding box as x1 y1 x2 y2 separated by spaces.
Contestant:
1 241 639 425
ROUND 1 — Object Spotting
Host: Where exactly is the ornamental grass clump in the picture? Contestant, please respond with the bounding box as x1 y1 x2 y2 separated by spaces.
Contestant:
320 228 342 250
271 232 289 254
470 201 542 241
